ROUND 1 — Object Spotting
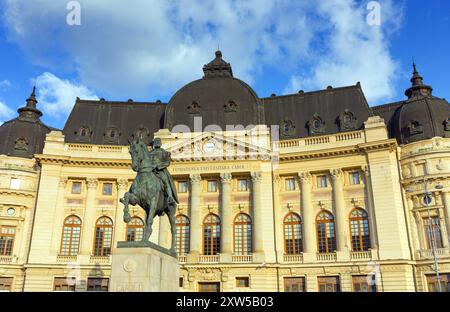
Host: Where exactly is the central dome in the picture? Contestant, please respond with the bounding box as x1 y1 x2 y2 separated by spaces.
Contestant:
164 51 261 131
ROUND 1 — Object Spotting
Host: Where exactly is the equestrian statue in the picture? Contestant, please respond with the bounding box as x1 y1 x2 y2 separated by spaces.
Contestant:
120 137 179 252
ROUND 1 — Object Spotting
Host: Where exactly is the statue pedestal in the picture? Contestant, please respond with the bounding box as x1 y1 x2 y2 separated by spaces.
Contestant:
109 241 179 292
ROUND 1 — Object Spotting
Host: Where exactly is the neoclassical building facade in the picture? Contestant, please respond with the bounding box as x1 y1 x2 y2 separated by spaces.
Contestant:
0 52 449 292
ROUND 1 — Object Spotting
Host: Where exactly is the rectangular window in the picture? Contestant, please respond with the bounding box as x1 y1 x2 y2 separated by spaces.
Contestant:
9 178 21 190
179 277 184 288
427 274 450 292
198 282 220 292
352 275 376 292
0 278 13 292
349 172 361 185
207 180 218 192
87 278 109 292
102 183 113 195
71 182 82 194
54 277 77 292
0 226 15 256
178 181 188 193
284 277 306 292
285 178 296 191
424 216 444 249
237 178 248 191
317 175 327 188
318 276 340 292
236 277 250 288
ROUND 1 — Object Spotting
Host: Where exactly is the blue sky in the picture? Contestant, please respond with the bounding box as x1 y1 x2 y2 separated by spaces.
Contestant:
0 0 449 129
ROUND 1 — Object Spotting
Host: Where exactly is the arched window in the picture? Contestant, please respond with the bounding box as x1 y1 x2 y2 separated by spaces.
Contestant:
175 215 190 256
349 208 371 251
316 211 336 253
424 216 443 249
284 213 303 255
126 217 144 242
234 213 252 255
203 214 221 255
93 217 113 256
60 216 82 256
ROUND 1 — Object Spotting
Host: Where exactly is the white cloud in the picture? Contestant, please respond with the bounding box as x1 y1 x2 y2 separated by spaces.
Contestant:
0 80 11 91
0 100 14 125
3 0 403 104
35 72 98 117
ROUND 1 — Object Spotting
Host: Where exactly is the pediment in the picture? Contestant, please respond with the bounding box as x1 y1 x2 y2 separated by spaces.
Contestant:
167 132 271 161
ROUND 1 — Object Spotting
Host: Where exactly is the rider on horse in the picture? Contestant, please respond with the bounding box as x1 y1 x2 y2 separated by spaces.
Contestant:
148 138 179 207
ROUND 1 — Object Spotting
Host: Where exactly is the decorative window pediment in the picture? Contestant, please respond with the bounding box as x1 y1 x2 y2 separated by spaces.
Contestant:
224 100 238 113
187 101 201 114
75 125 92 142
14 137 28 152
280 119 296 138
307 114 326 135
337 109 357 131
104 126 121 144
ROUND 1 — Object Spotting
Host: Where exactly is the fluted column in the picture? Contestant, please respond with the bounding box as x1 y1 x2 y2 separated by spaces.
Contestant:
114 179 128 244
251 172 264 255
406 196 420 252
273 174 284 259
188 174 202 261
363 166 378 250
299 171 316 255
159 214 171 249
80 178 98 255
220 173 233 259
414 210 427 250
51 177 68 255
331 169 348 252
443 192 450 247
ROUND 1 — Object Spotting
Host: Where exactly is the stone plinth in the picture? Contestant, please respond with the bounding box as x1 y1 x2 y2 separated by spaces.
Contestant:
109 241 179 292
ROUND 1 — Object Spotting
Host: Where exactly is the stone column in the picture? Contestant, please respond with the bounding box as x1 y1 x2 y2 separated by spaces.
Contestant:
158 215 171 249
406 196 420 253
443 192 450 247
51 177 68 255
331 169 349 254
273 174 284 260
187 174 202 263
80 178 98 256
220 173 233 261
414 210 426 250
299 171 316 260
363 166 378 250
251 172 264 259
114 179 128 244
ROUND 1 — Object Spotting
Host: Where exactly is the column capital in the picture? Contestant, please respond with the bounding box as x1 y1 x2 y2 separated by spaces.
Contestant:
59 177 68 188
219 173 232 183
362 165 370 177
330 168 344 180
251 171 262 182
298 171 312 183
86 178 98 189
117 179 129 190
189 173 202 184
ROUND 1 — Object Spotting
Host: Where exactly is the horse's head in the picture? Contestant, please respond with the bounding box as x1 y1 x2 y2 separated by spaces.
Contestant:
129 138 148 172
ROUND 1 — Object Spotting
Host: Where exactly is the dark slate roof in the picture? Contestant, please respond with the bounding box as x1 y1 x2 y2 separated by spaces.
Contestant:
372 65 450 144
263 84 374 138
0 88 55 158
63 99 166 145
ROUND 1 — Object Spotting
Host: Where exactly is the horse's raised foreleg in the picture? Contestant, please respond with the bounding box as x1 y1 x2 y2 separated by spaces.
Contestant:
120 192 136 223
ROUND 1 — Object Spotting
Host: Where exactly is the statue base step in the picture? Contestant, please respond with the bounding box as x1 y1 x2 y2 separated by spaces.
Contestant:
109 241 179 292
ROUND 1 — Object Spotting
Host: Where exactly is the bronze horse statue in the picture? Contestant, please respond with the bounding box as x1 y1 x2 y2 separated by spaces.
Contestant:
120 138 177 252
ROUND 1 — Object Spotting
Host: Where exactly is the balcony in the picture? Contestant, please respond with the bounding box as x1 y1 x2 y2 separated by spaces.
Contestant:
316 252 337 262
350 250 372 261
199 255 220 264
56 255 78 263
178 255 187 264
418 248 450 260
232 255 253 263
90 255 111 265
283 254 304 263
